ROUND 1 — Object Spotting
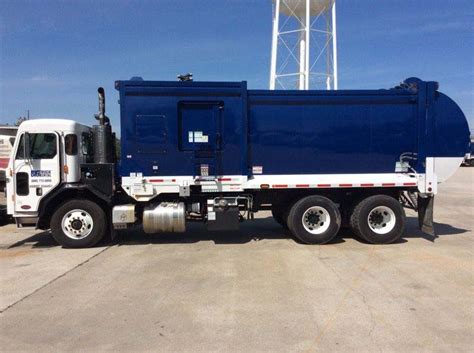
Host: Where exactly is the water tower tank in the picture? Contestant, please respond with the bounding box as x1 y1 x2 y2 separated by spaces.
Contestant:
270 0 338 90
275 0 332 17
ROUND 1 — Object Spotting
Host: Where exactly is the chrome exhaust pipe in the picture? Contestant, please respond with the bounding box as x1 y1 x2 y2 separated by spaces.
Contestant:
95 87 110 126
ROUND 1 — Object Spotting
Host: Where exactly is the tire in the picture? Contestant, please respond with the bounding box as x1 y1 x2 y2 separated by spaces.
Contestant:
470 159 474 167
287 195 341 244
271 206 288 228
51 199 107 248
350 195 405 244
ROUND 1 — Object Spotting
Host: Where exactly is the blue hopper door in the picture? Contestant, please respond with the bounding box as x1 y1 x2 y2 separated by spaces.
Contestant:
178 102 223 178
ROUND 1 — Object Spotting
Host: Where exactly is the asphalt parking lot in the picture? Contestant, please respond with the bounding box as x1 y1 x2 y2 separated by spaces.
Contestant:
0 168 473 352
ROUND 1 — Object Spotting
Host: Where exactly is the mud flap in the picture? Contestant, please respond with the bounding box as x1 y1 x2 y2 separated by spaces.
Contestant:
417 195 435 236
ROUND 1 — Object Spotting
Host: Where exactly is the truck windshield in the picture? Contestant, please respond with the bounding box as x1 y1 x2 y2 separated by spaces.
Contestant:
16 133 57 159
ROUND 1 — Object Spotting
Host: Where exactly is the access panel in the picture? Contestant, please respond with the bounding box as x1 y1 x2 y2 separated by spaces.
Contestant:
178 102 222 152
179 102 223 176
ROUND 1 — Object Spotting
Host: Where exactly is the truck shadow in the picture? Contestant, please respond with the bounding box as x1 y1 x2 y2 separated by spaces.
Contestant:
117 216 469 246
7 231 58 248
5 216 469 248
118 218 294 245
337 216 469 244
401 216 469 242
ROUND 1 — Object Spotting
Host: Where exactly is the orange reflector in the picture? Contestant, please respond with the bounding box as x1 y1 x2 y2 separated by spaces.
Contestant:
260 184 270 189
63 165 69 174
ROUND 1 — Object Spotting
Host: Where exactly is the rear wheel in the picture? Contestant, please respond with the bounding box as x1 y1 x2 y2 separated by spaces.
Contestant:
287 196 341 244
51 199 106 248
350 195 405 244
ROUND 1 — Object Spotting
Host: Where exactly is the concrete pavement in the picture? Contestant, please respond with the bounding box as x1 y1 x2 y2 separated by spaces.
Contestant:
0 168 473 352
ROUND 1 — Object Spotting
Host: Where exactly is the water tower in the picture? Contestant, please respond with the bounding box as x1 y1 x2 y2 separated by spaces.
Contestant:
269 0 338 90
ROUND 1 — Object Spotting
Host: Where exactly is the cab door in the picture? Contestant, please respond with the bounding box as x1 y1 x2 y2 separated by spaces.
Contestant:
12 132 61 213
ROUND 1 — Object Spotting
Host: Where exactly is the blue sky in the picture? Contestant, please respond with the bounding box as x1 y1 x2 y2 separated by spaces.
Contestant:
1 0 473 131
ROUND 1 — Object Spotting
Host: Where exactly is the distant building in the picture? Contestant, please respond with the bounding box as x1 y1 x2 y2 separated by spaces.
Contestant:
0 126 18 185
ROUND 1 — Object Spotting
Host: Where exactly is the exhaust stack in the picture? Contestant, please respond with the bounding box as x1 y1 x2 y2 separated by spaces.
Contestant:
95 87 110 126
93 87 114 163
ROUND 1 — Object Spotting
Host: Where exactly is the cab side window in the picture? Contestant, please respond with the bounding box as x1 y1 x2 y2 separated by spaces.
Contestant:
16 133 57 160
16 172 29 196
65 134 77 155
31 134 56 159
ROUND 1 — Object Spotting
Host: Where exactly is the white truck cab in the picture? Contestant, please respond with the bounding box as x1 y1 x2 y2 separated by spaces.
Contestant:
6 119 92 227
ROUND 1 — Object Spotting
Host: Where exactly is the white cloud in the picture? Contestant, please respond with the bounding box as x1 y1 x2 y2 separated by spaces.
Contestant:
30 75 50 82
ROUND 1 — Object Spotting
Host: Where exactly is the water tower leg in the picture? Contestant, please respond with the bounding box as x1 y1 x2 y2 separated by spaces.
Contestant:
326 9 331 90
305 0 310 89
332 0 338 90
299 29 306 90
269 0 280 90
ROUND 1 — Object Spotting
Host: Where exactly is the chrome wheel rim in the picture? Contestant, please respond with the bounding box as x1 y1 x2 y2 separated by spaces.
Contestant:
367 206 396 235
61 209 94 240
302 206 331 234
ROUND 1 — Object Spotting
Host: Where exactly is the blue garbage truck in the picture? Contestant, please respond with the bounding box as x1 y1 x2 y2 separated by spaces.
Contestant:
5 77 470 247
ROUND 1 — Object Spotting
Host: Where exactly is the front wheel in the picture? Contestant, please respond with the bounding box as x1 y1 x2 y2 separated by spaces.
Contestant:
350 195 405 244
51 199 106 248
287 196 341 244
